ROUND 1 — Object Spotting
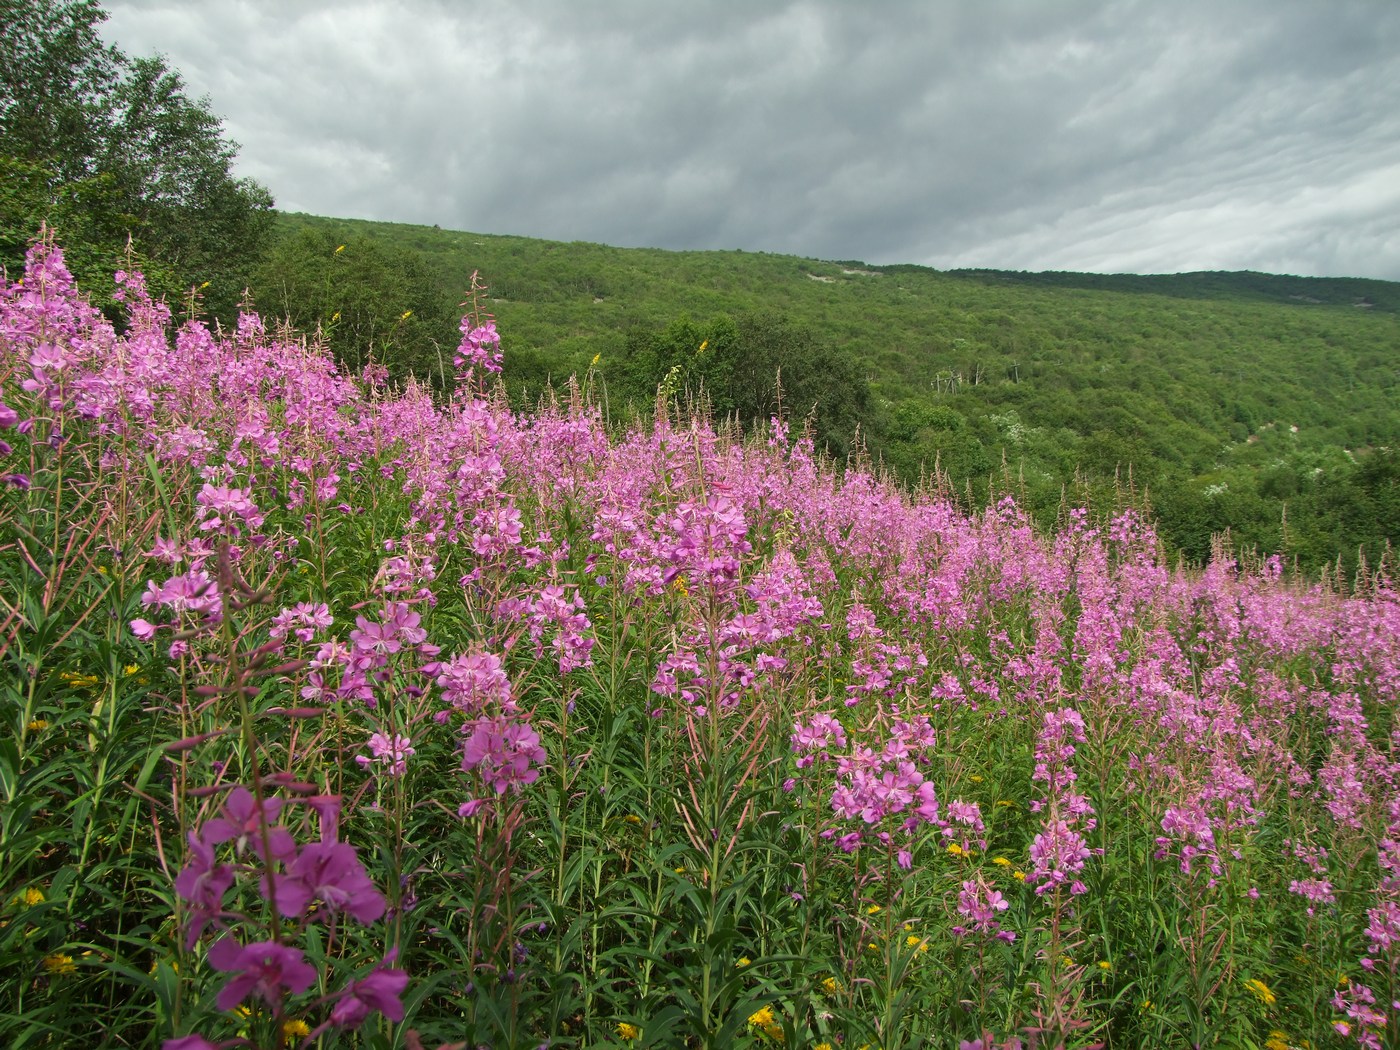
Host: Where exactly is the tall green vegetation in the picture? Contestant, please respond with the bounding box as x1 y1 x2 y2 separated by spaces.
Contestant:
609 312 871 460
251 227 460 386
270 213 1399 576
0 0 274 319
5 242 1400 1048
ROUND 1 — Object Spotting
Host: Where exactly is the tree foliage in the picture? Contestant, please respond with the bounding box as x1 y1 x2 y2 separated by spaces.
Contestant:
251 227 459 386
0 0 274 318
613 311 872 459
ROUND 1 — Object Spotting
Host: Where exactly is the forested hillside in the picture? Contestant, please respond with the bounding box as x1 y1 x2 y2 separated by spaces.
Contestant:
253 212 1400 575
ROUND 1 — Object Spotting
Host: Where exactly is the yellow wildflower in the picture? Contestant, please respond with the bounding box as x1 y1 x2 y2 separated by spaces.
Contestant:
616 1022 641 1042
591 353 601 366
1140 999 1152 1012
331 311 341 322
906 934 929 952
946 843 964 856
1249 978 1278 1004
1097 960 1111 971
736 957 751 968
969 774 983 782
816 1044 834 1050
821 976 840 995
992 856 1011 867
996 799 1015 807
27 719 48 732
334 244 346 253
400 310 412 321
698 340 708 354
124 664 140 676
14 888 44 906
867 904 881 915
1013 870 1026 881
283 1019 311 1039
624 814 643 825
43 953 76 975
746 1004 783 1041
1265 1033 1290 1050
59 671 100 689
199 281 210 290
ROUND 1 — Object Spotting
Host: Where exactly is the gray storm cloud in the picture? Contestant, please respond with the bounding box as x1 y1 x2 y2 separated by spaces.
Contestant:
102 0 1400 280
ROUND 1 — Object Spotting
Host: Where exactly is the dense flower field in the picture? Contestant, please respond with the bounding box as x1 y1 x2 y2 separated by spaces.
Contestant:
2 235 1399 1050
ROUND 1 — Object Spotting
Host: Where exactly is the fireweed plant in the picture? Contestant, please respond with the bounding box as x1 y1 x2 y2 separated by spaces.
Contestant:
1 234 1399 1049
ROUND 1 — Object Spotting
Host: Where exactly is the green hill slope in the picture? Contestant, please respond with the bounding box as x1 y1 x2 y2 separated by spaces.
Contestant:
252 212 1400 575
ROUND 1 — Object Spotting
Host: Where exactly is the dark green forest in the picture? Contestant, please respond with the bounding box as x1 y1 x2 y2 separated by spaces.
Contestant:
2 1 1396 579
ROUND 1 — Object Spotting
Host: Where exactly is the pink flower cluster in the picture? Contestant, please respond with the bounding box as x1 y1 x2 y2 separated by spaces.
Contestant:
1027 707 1094 897
822 717 941 866
434 646 546 814
955 875 1015 942
170 785 404 1043
454 318 503 374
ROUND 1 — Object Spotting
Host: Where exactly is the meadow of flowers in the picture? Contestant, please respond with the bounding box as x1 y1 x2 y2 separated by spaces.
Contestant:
2 234 1399 1050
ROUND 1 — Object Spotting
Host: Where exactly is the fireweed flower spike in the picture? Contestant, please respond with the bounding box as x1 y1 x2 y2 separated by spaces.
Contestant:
329 953 409 1028
206 937 317 1011
173 832 236 947
200 786 295 862
355 732 415 776
272 840 387 924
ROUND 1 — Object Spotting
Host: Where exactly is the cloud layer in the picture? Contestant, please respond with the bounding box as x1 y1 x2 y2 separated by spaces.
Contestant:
102 0 1400 279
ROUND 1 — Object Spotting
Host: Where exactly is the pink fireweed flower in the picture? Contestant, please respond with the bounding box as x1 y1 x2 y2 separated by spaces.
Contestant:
461 716 546 794
349 615 403 657
661 495 751 592
355 732 415 776
144 536 185 564
503 583 596 674
173 832 235 947
195 481 264 534
454 318 503 373
1028 818 1091 896
1290 877 1336 916
436 649 515 719
140 568 223 621
330 955 409 1027
1156 802 1221 876
272 841 387 924
270 601 333 644
207 936 317 1011
1332 982 1386 1048
1365 900 1400 954
791 713 848 768
200 786 295 863
957 877 1012 937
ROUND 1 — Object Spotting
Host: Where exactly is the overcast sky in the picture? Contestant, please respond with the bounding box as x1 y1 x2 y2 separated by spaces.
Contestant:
100 0 1400 281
